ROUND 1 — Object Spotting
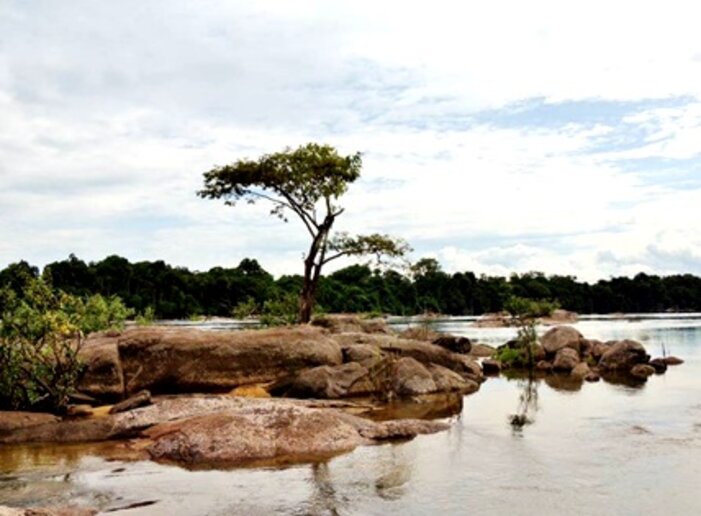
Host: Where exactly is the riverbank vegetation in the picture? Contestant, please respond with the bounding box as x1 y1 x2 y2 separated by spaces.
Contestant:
0 274 131 412
2 256 700 320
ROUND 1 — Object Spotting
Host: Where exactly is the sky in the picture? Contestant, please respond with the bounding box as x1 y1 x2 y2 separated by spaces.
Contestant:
1 0 701 282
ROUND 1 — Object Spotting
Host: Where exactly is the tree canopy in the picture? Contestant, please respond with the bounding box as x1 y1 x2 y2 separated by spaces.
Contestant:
198 143 410 322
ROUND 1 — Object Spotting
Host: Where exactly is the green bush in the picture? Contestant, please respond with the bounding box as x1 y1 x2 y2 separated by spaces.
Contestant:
0 277 131 412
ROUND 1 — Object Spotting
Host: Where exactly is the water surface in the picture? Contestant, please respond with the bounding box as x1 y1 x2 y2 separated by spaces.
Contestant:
2 315 700 515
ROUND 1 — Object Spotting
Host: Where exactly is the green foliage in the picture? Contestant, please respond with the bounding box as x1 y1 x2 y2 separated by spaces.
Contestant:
135 306 156 326
232 297 258 320
504 296 559 319
198 143 410 323
0 277 131 412
259 293 302 327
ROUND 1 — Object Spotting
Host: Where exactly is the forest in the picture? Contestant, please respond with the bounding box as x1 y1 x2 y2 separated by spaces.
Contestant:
1 254 700 319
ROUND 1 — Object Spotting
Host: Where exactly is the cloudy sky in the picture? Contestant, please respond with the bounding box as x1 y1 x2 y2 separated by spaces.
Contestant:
1 0 701 281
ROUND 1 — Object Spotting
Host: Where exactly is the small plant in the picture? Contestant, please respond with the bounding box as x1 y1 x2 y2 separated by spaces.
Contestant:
232 297 258 320
135 306 156 326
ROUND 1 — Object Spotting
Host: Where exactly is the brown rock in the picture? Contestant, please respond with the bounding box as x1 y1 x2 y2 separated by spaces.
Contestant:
65 404 93 417
432 335 472 354
0 412 60 435
472 312 511 328
109 390 152 414
117 326 343 395
588 340 610 360
649 358 668 373
585 372 601 382
541 326 584 356
311 314 392 334
481 359 502 375
663 356 684 366
428 364 479 394
286 362 374 398
399 326 441 342
599 340 650 371
553 348 580 372
342 343 381 363
540 309 578 325
630 364 656 380
145 405 364 466
332 333 482 379
393 357 437 395
77 334 125 401
536 360 553 372
469 343 496 358
0 506 97 516
571 361 591 379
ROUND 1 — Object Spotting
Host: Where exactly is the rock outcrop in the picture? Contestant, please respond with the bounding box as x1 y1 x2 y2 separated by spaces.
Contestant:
541 326 584 356
599 340 650 371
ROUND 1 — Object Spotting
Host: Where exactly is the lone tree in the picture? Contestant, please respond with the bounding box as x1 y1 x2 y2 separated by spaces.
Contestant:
198 143 410 323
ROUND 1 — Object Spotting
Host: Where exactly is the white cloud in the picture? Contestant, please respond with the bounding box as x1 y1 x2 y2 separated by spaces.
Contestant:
1 1 700 280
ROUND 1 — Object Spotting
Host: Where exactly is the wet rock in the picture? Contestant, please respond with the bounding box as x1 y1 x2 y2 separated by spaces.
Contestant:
663 356 684 366
649 358 668 373
571 361 591 380
285 362 374 398
428 364 479 394
553 348 580 372
117 326 343 395
481 359 502 375
599 340 650 371
109 390 152 414
630 364 656 380
541 326 584 356
145 405 364 466
393 357 437 395
469 343 496 358
536 360 553 372
585 372 601 382
432 335 471 354
587 340 610 361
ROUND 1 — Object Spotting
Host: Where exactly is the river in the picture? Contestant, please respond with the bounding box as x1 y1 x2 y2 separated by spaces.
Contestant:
1 315 700 515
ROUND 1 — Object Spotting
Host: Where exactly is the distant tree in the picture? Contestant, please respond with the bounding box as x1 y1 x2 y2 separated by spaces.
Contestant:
198 143 410 323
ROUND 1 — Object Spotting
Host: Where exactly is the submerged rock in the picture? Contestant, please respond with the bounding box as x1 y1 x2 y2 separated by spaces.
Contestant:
630 364 656 380
663 356 684 366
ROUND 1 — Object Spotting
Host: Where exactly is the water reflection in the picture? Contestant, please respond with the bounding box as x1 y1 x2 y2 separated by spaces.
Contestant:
510 372 539 430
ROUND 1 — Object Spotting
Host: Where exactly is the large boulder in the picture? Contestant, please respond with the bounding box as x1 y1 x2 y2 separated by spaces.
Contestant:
0 412 59 437
77 333 125 401
311 314 392 334
332 333 482 381
469 343 496 358
427 364 479 394
285 362 374 398
553 348 580 372
116 326 343 395
393 357 437 395
432 335 471 354
599 340 650 372
143 399 450 467
541 326 584 356
145 405 363 466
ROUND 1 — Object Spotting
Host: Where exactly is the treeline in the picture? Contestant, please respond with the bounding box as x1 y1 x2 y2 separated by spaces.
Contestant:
1 255 700 318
